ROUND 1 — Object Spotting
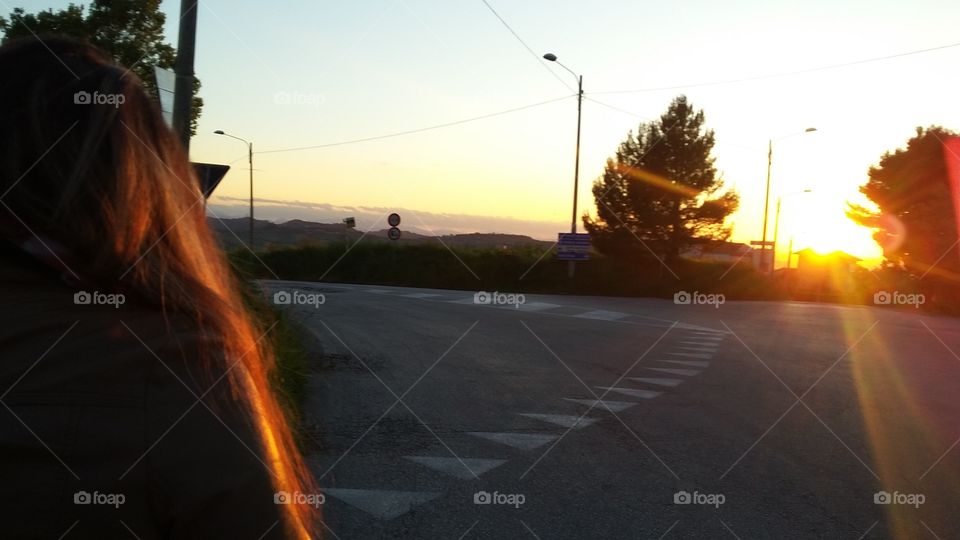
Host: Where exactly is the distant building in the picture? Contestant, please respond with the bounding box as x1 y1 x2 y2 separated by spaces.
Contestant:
792 249 862 300
680 240 752 264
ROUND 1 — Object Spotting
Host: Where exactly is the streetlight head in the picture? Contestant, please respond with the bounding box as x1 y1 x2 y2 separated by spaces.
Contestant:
804 127 817 133
543 53 557 62
213 130 225 135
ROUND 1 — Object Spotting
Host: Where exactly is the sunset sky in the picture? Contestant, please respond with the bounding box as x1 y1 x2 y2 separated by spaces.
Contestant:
15 0 960 266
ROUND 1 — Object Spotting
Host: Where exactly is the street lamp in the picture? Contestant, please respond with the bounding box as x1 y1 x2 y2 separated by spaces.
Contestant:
543 52 583 278
773 189 812 271
213 130 254 249
761 127 816 274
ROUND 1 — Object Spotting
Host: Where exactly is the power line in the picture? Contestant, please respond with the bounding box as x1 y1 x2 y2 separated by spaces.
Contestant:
591 40 960 95
479 0 574 92
257 95 574 155
584 97 650 119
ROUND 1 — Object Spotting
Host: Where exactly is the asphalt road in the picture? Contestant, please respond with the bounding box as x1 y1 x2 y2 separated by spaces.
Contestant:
261 281 960 540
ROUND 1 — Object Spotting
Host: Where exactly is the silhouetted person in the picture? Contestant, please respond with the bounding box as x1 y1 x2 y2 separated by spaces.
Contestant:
0 36 320 539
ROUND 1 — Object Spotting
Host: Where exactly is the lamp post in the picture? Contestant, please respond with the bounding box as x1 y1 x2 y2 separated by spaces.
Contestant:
761 127 816 274
772 189 812 272
214 130 254 249
543 52 583 278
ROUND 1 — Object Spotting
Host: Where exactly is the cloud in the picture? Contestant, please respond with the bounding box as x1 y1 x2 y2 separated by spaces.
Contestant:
206 196 565 240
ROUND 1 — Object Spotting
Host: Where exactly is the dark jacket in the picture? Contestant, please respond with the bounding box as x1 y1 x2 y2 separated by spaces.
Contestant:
0 243 291 539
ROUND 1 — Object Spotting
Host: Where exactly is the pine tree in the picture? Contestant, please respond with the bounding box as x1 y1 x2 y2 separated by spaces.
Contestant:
584 95 738 262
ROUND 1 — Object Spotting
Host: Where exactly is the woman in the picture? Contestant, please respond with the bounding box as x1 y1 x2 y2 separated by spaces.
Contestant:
0 36 320 538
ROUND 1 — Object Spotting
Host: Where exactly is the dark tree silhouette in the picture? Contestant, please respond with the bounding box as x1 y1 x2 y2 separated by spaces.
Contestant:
848 126 960 304
584 95 738 262
0 1 203 134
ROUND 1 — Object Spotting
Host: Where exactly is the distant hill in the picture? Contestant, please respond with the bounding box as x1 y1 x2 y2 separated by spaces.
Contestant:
207 217 553 251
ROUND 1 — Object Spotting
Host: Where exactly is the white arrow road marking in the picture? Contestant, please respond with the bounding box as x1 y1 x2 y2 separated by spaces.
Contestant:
322 488 441 520
658 360 710 368
646 367 702 376
596 386 663 399
518 413 600 429
628 377 685 387
467 432 558 450
402 456 506 479
563 398 638 412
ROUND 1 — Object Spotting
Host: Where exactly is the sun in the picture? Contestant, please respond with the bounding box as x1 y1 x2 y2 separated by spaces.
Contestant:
793 212 883 266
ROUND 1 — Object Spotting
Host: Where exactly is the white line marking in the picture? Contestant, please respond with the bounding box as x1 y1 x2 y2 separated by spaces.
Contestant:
646 367 702 376
401 293 443 299
658 360 710 368
514 302 562 312
518 413 600 429
596 386 663 399
628 377 685 387
403 456 506 479
673 345 718 352
668 352 713 359
322 488 440 520
365 289 394 294
467 432 558 450
679 340 722 346
575 310 629 321
563 398 638 412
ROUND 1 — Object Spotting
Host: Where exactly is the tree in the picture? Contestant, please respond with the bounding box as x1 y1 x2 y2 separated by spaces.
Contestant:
584 95 738 262
0 1 203 134
848 126 960 304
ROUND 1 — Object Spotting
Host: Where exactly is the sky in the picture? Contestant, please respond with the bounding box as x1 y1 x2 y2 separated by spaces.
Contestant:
10 0 960 266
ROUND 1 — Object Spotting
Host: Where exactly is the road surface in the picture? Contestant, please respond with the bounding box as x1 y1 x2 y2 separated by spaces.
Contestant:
262 281 960 539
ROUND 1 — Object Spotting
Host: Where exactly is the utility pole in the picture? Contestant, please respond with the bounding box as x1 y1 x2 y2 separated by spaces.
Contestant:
173 0 198 151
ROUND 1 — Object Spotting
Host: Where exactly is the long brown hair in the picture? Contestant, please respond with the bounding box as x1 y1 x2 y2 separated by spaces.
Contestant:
0 36 318 537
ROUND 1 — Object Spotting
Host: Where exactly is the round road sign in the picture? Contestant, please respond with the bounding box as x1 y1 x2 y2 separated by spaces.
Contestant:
388 227 401 240
387 213 401 227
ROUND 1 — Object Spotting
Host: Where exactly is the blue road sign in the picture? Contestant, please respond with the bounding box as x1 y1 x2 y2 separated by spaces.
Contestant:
557 233 591 261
